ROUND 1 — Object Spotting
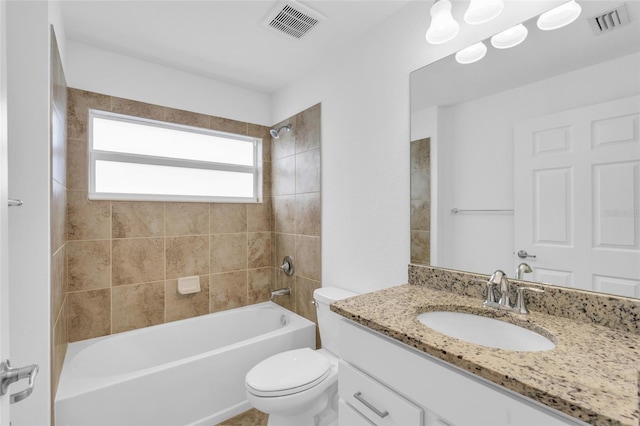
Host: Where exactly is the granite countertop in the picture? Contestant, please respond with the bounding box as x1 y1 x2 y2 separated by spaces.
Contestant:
331 284 640 426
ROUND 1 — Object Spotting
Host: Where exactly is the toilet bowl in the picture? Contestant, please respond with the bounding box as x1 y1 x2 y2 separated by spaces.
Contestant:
245 287 357 426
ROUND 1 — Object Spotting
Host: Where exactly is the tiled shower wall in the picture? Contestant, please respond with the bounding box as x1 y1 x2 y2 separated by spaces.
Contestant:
410 137 430 265
270 105 322 338
51 28 68 399
65 89 322 343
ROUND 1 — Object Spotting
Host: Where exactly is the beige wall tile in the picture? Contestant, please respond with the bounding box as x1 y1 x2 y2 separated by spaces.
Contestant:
67 190 111 240
210 271 247 313
68 88 110 117
165 108 209 128
210 204 247 234
112 282 165 333
51 245 66 325
273 156 295 196
411 231 430 265
248 123 271 164
273 195 295 234
295 149 320 194
293 104 321 153
247 201 272 232
52 180 66 252
165 203 209 236
410 138 430 170
295 236 321 281
248 232 271 269
271 121 294 160
67 137 87 191
165 235 209 279
263 161 272 198
295 276 321 323
210 233 247 273
210 117 247 135
410 200 430 232
67 240 111 292
52 106 67 187
112 202 164 238
52 297 68 398
68 289 111 342
111 97 165 121
62 91 324 344
112 238 164 286
67 110 87 140
166 276 210 322
274 233 296 269
411 168 430 201
248 268 272 304
295 193 320 237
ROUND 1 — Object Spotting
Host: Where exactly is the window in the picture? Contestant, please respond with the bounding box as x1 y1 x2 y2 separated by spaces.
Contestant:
88 110 262 203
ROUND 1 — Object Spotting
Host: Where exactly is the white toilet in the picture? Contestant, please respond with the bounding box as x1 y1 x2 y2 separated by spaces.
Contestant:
245 286 357 426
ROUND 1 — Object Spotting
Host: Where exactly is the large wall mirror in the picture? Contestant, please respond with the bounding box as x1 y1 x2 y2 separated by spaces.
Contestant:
410 1 640 298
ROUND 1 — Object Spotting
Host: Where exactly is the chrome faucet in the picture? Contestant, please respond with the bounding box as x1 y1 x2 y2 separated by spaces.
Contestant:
483 269 544 314
270 287 291 300
515 262 532 280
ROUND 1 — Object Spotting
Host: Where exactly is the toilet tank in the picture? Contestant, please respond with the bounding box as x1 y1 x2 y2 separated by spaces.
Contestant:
313 286 358 356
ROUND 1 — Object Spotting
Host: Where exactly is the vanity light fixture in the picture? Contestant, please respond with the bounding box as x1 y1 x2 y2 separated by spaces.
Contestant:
425 0 459 45
455 41 487 64
490 23 528 49
536 0 582 31
464 0 504 25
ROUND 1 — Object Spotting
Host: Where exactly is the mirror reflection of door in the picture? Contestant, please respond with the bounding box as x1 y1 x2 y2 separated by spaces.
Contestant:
514 95 640 296
411 137 430 265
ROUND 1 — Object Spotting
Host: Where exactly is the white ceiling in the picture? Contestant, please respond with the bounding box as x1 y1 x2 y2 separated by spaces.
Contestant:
60 0 411 94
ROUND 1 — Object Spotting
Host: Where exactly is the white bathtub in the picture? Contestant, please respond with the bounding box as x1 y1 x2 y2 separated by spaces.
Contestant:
55 302 316 426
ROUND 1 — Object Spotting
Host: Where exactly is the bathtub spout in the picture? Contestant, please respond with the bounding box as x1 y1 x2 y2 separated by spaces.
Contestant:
270 287 291 299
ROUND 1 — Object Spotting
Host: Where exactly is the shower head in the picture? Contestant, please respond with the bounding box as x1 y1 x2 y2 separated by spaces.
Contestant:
270 124 291 139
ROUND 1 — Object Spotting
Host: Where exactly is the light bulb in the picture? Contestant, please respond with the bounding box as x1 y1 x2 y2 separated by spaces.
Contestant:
455 42 487 64
426 0 460 45
464 0 504 25
537 0 582 31
491 23 528 49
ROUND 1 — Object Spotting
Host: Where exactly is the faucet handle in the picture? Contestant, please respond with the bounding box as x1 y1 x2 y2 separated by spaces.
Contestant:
515 287 544 314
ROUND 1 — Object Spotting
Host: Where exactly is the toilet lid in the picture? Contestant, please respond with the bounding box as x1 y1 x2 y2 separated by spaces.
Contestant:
246 348 330 396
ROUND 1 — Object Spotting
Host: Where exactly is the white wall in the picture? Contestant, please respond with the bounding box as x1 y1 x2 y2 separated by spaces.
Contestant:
65 41 272 126
7 1 51 424
49 1 67 70
58 1 562 295
415 52 640 276
271 1 562 293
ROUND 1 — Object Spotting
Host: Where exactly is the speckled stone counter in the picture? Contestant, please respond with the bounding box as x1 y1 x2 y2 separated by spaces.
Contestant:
331 284 640 425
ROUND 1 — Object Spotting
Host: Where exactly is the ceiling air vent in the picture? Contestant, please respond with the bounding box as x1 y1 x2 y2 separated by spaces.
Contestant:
588 3 630 35
263 1 326 40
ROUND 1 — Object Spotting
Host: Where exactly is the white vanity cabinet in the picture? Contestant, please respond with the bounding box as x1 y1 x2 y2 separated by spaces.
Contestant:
338 320 587 426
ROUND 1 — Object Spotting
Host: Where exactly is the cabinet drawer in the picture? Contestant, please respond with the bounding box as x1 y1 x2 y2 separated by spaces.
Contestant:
339 399 375 426
339 360 422 426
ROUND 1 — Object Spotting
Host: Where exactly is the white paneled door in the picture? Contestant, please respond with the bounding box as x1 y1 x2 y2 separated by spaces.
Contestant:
0 0 10 422
514 96 640 297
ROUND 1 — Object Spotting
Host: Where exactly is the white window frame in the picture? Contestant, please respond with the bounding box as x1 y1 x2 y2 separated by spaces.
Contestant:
88 109 263 203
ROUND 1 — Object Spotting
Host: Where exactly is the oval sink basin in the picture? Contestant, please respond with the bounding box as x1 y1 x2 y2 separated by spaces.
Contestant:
417 311 555 352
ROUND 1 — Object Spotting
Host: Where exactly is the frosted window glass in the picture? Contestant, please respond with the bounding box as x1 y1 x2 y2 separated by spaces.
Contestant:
93 117 254 166
95 161 254 198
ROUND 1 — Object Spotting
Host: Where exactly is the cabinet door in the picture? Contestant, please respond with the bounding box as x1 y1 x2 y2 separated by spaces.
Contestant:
340 320 587 426
340 361 423 426
339 399 375 426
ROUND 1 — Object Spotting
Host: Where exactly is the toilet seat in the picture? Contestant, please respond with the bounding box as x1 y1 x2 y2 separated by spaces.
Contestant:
246 348 331 397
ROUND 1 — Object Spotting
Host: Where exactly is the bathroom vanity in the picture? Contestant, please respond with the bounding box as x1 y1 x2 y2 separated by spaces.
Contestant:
332 266 640 426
